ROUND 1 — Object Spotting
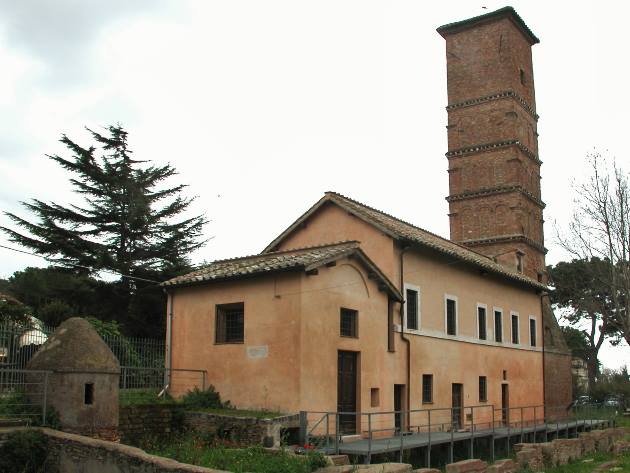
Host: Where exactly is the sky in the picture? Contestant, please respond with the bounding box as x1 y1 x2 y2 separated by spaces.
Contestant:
0 0 628 368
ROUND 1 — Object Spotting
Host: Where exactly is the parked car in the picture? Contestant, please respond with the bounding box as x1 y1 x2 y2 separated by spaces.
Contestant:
604 397 621 408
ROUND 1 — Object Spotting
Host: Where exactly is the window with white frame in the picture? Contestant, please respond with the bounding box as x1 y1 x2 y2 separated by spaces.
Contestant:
529 316 537 347
511 312 520 344
494 308 503 343
404 284 420 331
445 295 458 336
477 304 487 340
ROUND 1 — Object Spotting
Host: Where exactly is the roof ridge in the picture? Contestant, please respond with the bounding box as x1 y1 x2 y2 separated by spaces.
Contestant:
324 191 495 262
193 240 360 269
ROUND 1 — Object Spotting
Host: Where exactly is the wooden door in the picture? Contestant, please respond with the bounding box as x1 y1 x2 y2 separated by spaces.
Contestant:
452 383 463 430
337 351 357 434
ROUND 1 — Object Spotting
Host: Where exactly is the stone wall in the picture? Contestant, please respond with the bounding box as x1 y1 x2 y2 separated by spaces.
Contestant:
183 411 299 447
514 427 628 471
118 404 183 445
6 427 227 473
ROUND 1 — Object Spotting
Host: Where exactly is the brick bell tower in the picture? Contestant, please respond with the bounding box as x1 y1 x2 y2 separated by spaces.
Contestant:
438 7 545 281
438 7 573 414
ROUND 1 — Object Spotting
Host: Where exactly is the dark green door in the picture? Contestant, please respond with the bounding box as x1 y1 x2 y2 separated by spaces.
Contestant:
337 351 357 434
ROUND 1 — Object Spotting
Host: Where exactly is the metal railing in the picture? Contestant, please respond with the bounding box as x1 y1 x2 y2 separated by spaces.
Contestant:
0 368 50 425
299 403 616 464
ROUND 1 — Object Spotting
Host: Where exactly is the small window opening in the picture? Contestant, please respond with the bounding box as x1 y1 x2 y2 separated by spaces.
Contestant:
516 253 524 273
477 306 487 340
371 388 380 407
520 68 526 86
340 308 358 338
502 370 507 380
84 383 94 405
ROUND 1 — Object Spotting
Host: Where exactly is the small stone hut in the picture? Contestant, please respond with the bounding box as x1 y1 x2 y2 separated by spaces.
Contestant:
27 317 121 440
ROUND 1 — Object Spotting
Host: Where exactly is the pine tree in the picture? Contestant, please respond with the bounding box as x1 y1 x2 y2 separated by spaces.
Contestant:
1 125 207 335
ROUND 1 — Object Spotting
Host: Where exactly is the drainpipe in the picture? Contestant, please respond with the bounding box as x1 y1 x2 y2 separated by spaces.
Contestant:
399 244 412 429
540 291 547 418
164 290 174 394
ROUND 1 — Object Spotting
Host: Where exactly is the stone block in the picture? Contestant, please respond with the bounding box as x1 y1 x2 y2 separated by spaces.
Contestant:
486 459 516 473
515 448 544 472
413 468 441 473
445 459 488 473
579 432 596 455
551 438 582 464
612 440 630 455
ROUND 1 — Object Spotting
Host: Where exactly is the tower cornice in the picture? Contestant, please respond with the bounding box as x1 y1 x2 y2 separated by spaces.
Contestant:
446 90 538 121
460 234 547 254
446 139 542 166
446 185 545 209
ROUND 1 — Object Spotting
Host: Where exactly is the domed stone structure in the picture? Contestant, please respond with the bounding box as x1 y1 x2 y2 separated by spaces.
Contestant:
27 317 121 440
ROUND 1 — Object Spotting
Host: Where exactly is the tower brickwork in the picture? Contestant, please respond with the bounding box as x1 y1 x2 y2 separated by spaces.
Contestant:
438 8 545 281
439 7 573 414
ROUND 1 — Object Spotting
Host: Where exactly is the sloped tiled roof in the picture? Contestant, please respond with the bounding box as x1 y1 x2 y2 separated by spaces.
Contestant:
162 241 403 300
264 192 546 291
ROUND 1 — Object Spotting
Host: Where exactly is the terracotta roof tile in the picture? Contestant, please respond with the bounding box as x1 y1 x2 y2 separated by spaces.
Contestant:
162 241 403 299
264 192 546 291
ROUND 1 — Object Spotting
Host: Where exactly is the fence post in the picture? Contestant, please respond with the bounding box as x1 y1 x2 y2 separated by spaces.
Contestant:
450 407 454 464
367 413 372 464
520 406 524 443
335 413 340 455
491 407 495 463
470 406 474 459
326 413 330 453
202 371 206 390
427 409 432 468
299 411 307 446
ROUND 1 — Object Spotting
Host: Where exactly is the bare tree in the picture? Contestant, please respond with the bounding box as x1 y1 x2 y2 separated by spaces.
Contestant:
557 152 630 347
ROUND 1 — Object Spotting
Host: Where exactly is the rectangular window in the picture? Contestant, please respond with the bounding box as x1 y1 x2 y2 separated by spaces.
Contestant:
340 308 358 338
494 309 503 343
216 302 244 343
422 374 433 403
405 288 419 330
446 297 457 335
529 317 537 347
511 312 520 344
477 305 487 340
479 376 487 402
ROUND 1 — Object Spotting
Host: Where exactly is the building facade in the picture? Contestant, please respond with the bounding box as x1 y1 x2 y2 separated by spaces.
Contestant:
164 7 571 434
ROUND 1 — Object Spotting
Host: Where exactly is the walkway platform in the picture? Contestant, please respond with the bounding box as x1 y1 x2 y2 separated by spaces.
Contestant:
335 419 610 457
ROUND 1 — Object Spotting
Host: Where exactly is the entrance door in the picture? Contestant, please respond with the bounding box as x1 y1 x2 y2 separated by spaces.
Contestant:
502 383 509 426
452 383 463 430
394 384 405 433
337 351 357 434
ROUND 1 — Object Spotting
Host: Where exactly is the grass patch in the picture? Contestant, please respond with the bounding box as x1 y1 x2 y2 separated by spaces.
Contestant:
148 432 326 473
540 451 630 473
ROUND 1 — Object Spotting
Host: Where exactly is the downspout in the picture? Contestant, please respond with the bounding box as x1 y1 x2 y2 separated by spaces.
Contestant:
540 291 547 418
399 245 412 429
163 290 174 395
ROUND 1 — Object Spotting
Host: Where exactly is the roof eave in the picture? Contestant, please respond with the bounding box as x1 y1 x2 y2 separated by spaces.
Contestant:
437 6 540 45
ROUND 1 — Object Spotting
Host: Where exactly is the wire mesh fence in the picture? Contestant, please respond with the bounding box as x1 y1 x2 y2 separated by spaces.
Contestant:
0 369 50 425
119 366 206 405
0 319 165 370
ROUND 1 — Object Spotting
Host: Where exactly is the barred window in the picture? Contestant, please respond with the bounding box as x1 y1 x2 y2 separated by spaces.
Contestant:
406 288 419 330
422 374 433 403
479 376 487 402
511 313 520 344
494 310 503 343
340 308 358 338
446 298 457 335
216 303 244 343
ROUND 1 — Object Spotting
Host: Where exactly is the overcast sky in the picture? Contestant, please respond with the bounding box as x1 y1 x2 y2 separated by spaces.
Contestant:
0 0 628 367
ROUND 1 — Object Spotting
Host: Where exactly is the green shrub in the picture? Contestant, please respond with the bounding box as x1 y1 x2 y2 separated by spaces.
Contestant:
181 386 228 409
0 429 49 473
